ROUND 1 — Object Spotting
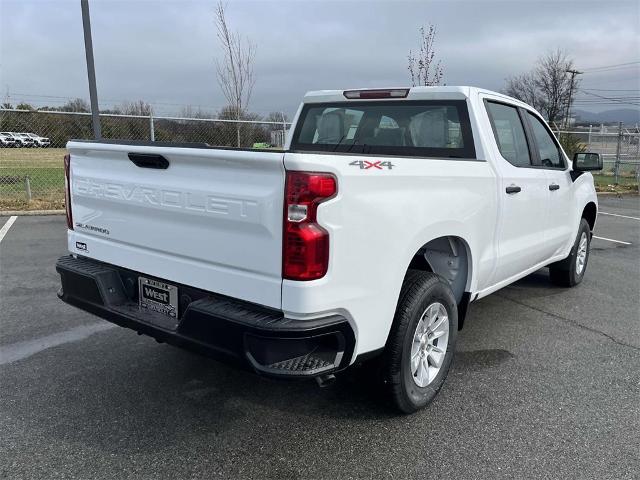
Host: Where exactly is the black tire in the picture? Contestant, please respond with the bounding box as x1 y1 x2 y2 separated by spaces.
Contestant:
382 270 458 414
549 218 591 287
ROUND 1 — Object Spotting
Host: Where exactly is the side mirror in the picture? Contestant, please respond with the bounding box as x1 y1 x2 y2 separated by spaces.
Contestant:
573 152 602 171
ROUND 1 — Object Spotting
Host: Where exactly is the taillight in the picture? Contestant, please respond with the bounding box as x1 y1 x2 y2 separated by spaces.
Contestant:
64 154 73 230
283 171 337 281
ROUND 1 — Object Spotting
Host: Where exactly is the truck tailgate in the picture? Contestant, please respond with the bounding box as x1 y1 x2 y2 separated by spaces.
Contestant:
66 142 285 309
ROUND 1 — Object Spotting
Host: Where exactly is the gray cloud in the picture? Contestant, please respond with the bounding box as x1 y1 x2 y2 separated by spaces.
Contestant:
1 0 638 116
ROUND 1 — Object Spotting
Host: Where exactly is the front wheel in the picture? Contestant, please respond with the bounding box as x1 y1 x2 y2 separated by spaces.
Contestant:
549 218 591 287
382 271 458 414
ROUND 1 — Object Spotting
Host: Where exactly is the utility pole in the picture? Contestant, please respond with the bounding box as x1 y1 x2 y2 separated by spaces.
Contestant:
564 69 582 129
81 0 101 139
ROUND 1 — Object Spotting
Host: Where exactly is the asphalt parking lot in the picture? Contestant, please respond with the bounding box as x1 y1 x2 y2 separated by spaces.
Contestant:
1 195 639 479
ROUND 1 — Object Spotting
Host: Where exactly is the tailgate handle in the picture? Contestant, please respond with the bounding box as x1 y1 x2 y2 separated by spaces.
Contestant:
128 153 169 169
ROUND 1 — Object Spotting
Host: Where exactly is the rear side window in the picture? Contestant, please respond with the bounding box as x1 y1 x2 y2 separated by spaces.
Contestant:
526 112 564 168
291 100 476 158
485 102 531 167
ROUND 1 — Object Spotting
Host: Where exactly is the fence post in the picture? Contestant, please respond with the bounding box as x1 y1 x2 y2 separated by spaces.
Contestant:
635 132 640 184
614 122 622 184
24 176 32 203
149 113 155 142
587 125 592 150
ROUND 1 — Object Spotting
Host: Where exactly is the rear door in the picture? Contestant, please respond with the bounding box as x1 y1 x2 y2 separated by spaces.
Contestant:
483 99 552 283
67 142 285 308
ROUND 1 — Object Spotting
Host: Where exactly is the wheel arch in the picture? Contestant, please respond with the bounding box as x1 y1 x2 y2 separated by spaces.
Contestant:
405 235 473 330
582 201 597 232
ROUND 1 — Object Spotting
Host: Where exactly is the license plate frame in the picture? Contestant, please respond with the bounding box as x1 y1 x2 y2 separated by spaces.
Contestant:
138 276 179 319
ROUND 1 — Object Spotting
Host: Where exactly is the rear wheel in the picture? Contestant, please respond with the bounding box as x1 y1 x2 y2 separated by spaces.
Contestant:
549 218 591 287
382 271 457 414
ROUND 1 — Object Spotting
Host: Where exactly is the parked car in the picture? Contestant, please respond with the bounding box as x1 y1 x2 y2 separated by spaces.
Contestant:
0 132 16 147
56 86 603 413
25 133 51 147
8 132 35 147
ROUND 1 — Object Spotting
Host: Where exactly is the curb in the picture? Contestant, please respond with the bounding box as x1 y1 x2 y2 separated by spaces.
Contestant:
0 210 65 216
596 192 639 196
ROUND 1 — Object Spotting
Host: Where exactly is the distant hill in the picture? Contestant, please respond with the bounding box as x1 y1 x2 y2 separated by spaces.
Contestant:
574 108 640 125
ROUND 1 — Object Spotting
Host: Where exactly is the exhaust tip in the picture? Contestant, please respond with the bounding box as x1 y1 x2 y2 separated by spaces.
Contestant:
315 373 336 388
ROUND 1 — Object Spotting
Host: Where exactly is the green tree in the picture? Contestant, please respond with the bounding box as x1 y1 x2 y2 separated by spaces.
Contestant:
559 133 586 160
15 102 35 111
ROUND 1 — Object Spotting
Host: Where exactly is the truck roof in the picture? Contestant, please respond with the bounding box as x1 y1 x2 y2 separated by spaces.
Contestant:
303 86 525 106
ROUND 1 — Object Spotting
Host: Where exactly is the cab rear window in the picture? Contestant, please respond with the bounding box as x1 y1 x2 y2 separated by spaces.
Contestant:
290 100 476 158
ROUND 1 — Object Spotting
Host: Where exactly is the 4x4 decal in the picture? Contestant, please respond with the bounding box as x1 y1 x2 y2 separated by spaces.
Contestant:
349 160 394 170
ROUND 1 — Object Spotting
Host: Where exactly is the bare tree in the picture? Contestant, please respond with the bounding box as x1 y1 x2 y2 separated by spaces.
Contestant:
214 1 256 146
61 98 90 113
263 111 290 140
179 105 212 119
536 50 578 125
218 104 260 122
116 100 153 116
408 24 444 86
504 72 543 112
504 49 579 124
265 111 289 124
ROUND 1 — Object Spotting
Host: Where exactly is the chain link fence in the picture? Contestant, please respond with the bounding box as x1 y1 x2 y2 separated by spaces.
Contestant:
555 125 640 185
1 108 638 211
0 108 291 210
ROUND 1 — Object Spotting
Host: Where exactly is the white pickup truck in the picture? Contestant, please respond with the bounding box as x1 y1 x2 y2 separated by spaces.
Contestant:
57 86 602 413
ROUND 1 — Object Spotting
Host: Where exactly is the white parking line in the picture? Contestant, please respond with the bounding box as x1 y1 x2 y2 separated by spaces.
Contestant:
0 215 18 243
599 212 640 221
0 323 115 366
593 235 632 245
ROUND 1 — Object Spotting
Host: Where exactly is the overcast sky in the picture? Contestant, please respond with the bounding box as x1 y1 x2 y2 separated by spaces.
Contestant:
1 0 639 117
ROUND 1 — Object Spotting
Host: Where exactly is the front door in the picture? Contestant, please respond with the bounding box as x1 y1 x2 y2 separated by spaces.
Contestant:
523 110 574 257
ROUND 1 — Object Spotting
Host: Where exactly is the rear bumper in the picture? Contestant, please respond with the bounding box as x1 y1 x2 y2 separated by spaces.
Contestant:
56 255 355 378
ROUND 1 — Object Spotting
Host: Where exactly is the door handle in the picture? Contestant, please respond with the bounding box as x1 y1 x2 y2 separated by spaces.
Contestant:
505 185 521 194
549 183 560 191
128 153 169 169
